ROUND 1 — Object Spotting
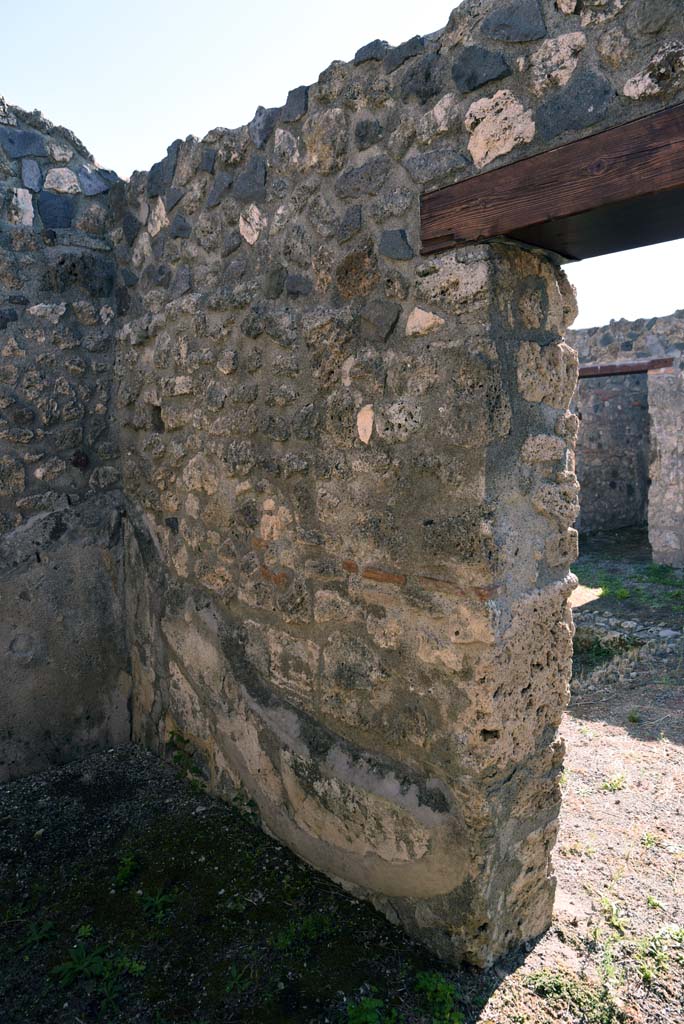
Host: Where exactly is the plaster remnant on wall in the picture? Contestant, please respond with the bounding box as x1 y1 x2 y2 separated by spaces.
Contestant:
8 187 34 225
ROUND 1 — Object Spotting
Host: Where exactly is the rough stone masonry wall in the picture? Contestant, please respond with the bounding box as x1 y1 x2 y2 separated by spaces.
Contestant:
0 101 130 780
1 0 683 965
570 311 684 563
111 0 684 967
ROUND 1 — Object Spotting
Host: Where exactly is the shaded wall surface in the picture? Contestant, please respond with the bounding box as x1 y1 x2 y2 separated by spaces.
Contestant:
573 373 650 533
0 104 130 780
570 311 684 562
2 0 684 966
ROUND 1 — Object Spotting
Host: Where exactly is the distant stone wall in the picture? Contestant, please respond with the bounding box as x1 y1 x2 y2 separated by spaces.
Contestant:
649 368 684 567
573 373 650 533
2 0 684 967
569 311 684 562
0 103 130 780
570 310 684 367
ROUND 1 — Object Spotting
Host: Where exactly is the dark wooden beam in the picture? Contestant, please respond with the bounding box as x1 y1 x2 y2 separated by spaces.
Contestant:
420 103 684 261
579 358 674 379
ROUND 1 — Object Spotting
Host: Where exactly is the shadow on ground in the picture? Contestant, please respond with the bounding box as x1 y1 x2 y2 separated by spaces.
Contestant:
1 747 515 1024
570 527 684 746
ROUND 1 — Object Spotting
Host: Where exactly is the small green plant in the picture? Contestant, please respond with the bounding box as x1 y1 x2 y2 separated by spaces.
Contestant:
641 832 658 849
232 788 259 823
602 774 627 793
634 931 671 984
527 970 624 1023
572 628 641 676
75 923 94 939
117 954 146 977
140 888 177 924
100 975 122 1014
597 935 621 985
272 911 333 951
415 971 463 1024
169 731 202 779
600 897 628 935
627 710 641 724
346 996 399 1024
115 850 138 886
225 963 251 995
52 943 108 987
647 895 664 910
22 919 55 948
642 563 681 586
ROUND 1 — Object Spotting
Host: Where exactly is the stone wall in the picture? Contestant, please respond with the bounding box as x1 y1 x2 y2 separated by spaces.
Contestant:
573 373 650 533
1 0 684 966
0 103 130 780
649 368 684 566
570 311 684 562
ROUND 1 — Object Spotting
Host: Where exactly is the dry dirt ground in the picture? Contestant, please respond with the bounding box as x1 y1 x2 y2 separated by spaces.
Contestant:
0 529 682 1024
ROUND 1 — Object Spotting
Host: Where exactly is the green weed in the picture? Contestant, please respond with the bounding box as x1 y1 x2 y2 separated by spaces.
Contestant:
347 996 389 1024
415 971 463 1024
140 887 177 924
51 942 108 987
22 920 55 948
225 963 251 995
602 774 627 793
114 850 138 886
527 969 625 1023
600 897 628 935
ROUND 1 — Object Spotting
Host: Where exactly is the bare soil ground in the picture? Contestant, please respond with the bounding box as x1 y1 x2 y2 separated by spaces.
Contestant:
0 528 682 1024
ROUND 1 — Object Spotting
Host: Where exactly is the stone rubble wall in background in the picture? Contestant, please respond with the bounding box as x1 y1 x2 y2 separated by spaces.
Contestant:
1 0 683 965
0 104 130 780
573 373 650 533
569 311 684 563
649 368 684 566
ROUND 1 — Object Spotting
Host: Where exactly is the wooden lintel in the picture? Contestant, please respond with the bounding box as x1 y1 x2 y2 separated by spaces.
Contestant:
579 358 674 379
420 103 684 261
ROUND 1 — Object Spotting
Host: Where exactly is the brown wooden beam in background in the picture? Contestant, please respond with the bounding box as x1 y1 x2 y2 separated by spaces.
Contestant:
420 104 684 261
579 358 674 380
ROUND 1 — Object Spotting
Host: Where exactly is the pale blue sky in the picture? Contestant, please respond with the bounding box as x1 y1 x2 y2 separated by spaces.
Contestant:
3 0 681 329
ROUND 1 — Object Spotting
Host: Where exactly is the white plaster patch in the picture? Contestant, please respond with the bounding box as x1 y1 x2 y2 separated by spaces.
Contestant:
8 187 34 226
